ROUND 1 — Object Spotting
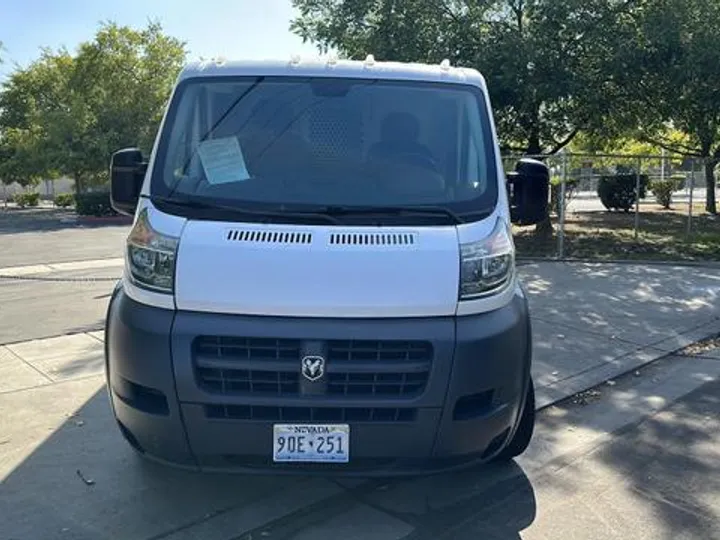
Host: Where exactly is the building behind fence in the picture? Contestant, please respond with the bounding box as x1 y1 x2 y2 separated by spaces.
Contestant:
1 177 75 201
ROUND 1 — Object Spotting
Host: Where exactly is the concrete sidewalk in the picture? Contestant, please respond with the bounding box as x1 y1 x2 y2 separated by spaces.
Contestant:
524 262 720 406
0 257 123 277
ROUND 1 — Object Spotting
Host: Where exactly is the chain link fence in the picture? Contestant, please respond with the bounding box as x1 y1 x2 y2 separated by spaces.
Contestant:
503 152 720 262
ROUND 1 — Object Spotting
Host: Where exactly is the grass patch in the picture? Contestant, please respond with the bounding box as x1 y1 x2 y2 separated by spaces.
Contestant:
513 204 720 262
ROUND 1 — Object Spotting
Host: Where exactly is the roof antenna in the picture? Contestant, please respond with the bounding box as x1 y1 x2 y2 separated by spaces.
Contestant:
364 54 376 67
440 59 451 71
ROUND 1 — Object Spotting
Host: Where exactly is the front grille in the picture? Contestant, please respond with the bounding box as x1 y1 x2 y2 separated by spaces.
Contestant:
195 337 301 361
326 372 428 396
205 404 417 423
328 340 432 363
198 368 300 395
194 337 433 399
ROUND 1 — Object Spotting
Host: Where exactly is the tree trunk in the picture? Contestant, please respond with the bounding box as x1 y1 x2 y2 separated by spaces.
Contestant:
74 174 84 196
705 159 718 214
526 126 553 238
527 127 542 157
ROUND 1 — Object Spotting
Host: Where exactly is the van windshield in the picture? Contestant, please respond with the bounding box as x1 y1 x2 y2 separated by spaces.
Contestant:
151 76 498 224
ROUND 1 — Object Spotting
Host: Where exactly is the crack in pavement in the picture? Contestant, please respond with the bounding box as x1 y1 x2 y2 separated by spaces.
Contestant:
0 372 104 396
223 479 403 540
1 344 54 384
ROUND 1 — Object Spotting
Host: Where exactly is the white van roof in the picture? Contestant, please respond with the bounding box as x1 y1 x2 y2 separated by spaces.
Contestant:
178 56 488 90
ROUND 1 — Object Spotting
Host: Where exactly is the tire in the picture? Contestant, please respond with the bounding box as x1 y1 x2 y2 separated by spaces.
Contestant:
492 378 536 462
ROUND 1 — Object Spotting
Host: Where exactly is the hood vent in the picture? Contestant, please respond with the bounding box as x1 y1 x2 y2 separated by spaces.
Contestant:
329 232 417 246
226 229 313 245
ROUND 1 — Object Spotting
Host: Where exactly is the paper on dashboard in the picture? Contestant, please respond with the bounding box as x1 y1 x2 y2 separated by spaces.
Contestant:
197 137 250 185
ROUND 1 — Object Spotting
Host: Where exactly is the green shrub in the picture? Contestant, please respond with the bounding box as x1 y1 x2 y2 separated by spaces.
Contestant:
651 179 675 209
651 175 686 209
54 193 75 208
15 192 40 208
597 174 649 212
75 191 117 217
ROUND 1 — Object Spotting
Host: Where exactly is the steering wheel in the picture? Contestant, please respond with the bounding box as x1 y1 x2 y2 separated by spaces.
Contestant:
394 151 440 172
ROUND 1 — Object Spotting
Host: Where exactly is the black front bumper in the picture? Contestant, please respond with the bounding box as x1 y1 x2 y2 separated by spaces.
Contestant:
105 285 532 476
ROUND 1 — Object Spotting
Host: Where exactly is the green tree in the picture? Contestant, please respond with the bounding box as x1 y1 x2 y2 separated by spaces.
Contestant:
0 48 69 188
68 21 187 189
610 0 720 214
291 0 634 155
0 128 49 188
0 21 187 194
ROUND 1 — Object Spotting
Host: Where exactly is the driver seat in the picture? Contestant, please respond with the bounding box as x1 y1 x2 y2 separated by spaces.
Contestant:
368 111 435 168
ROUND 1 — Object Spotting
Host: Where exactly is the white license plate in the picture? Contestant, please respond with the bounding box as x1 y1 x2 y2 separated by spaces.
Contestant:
273 424 350 463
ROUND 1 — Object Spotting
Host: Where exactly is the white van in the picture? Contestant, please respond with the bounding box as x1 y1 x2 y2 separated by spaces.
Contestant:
105 56 550 474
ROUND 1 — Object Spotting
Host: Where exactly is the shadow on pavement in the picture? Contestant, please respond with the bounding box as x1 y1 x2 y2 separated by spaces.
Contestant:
0 208 131 234
0 386 537 540
523 262 720 331
525 361 720 540
594 379 720 539
349 460 537 540
518 262 720 405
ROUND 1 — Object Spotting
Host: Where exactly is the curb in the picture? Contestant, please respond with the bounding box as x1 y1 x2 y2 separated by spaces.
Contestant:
60 215 133 225
0 257 124 277
0 274 120 283
535 317 720 410
517 257 720 269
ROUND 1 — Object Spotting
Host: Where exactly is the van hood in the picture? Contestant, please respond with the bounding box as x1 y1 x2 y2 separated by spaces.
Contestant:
174 221 461 318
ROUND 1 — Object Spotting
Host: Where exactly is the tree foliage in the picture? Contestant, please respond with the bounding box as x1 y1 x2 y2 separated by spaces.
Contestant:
291 0 635 155
0 21 187 192
609 0 720 213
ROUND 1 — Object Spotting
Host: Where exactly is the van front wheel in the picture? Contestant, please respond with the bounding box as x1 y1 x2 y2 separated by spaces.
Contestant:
492 378 535 462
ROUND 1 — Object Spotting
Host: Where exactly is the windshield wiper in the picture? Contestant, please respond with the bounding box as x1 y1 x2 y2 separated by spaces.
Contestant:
165 78 265 200
146 195 341 225
313 205 465 224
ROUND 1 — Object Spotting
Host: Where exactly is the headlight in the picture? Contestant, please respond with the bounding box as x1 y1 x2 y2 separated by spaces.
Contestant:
459 217 515 300
126 208 179 293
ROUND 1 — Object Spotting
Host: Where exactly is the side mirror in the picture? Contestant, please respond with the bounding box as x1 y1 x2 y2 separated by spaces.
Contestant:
507 158 550 226
110 148 147 216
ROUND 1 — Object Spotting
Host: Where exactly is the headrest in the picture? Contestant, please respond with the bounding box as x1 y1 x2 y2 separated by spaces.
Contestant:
381 111 420 142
